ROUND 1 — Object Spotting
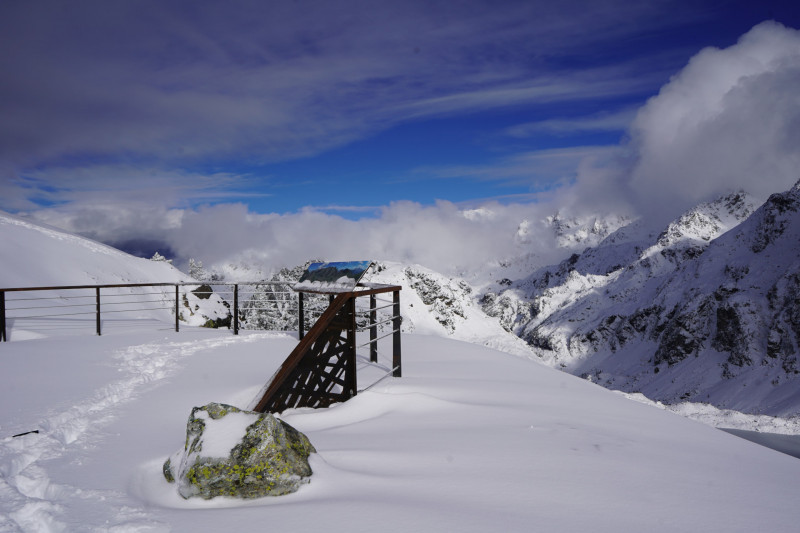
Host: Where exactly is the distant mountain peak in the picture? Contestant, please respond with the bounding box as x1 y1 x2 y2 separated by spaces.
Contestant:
480 184 800 416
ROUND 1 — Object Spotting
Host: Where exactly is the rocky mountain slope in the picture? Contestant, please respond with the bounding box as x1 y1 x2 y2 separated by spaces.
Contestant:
482 183 800 416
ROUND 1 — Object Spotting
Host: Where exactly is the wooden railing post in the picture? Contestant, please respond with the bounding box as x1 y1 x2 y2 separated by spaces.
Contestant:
369 294 377 362
233 284 239 335
1 291 6 342
175 285 180 332
298 292 305 340
95 287 101 336
392 289 402 377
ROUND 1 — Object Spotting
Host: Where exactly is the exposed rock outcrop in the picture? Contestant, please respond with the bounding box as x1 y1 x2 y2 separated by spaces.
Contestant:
163 402 315 500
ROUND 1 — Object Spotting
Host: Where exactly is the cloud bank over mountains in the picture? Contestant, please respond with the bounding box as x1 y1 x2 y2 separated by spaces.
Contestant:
7 15 800 276
557 21 800 224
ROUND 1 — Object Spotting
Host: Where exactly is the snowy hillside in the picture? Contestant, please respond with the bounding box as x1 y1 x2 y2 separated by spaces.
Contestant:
3 205 800 531
3 326 800 531
366 262 535 358
0 210 230 330
483 183 800 416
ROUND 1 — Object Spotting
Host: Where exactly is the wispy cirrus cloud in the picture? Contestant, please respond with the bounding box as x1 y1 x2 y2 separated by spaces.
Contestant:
9 165 267 211
504 108 639 138
0 1 706 171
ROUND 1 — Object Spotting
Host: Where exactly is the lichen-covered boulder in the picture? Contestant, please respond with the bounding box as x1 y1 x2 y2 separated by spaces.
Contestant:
163 402 315 500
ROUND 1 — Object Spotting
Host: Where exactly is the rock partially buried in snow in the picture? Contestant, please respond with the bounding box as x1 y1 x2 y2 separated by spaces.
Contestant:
163 402 315 500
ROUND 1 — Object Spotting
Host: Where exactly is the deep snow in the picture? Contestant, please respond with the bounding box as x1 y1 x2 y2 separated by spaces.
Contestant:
2 325 800 532
2 208 800 532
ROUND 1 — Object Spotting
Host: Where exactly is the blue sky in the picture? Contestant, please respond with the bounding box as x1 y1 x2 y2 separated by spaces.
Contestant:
1 0 796 217
1 1 799 273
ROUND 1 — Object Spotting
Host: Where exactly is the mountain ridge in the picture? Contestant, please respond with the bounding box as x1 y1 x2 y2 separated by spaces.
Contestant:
482 182 800 415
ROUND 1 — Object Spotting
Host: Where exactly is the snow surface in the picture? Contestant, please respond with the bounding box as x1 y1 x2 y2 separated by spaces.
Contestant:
0 210 230 330
2 325 800 532
3 208 800 531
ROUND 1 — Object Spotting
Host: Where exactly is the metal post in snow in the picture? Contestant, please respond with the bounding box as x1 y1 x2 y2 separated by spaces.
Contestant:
298 292 305 340
233 284 239 335
392 289 402 377
369 294 377 362
175 285 180 332
96 287 101 336
1 291 6 342
346 296 357 396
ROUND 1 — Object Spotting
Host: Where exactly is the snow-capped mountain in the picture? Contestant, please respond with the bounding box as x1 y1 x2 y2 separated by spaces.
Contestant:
4 206 800 532
470 211 632 288
7 186 800 418
0 210 230 329
483 183 800 416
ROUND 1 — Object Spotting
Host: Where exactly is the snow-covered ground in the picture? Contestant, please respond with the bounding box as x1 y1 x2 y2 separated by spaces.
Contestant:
2 321 800 532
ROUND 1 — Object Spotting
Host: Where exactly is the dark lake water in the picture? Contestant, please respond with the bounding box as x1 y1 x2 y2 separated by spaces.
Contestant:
720 428 800 460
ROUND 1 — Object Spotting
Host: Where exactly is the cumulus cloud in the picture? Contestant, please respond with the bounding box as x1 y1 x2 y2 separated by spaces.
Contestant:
28 200 562 278
567 21 800 224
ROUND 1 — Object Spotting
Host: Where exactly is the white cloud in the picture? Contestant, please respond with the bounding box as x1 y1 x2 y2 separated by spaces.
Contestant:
11 19 800 280
24 199 563 278
547 21 800 226
625 21 800 220
505 107 638 137
0 0 697 170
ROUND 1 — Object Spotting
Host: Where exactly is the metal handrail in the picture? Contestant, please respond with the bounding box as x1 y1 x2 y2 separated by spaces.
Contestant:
0 281 402 358
0 281 293 341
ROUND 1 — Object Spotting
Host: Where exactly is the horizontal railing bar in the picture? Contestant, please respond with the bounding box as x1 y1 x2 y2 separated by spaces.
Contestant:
10 298 173 312
97 299 169 306
356 328 401 348
238 290 294 293
358 366 400 393
6 294 96 302
12 311 97 319
355 317 395 332
7 302 97 311
364 302 395 312
101 292 172 298
0 281 294 293
6 292 173 303
100 307 170 314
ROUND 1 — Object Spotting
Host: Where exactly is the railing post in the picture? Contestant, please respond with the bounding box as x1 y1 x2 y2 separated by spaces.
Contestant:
233 284 239 335
369 294 377 362
1 291 6 342
392 289 402 377
175 285 180 332
346 296 357 395
298 292 305 340
96 287 101 336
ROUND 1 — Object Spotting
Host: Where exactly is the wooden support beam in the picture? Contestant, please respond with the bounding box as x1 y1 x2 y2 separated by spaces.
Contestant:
252 293 353 413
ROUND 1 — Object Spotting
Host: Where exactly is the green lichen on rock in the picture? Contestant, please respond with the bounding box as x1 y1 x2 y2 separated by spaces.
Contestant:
163 402 316 500
162 458 175 483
